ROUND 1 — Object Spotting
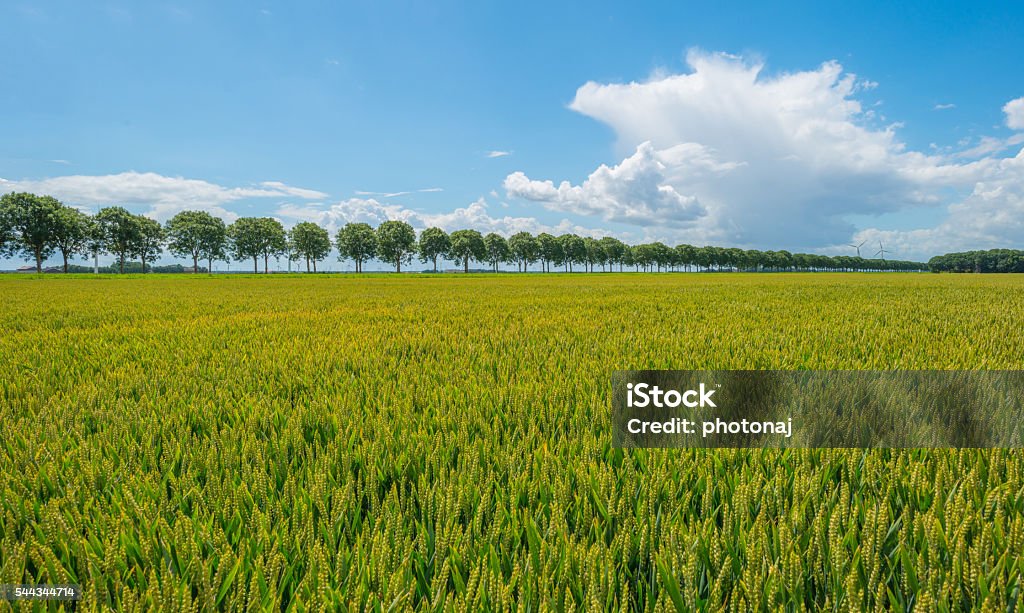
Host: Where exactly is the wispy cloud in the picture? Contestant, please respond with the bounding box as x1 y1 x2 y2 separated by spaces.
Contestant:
0 172 327 221
49 159 71 165
355 187 444 198
934 103 956 110
486 150 512 158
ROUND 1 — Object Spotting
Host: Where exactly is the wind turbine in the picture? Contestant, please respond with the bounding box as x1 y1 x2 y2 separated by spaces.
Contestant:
848 240 867 257
874 241 891 261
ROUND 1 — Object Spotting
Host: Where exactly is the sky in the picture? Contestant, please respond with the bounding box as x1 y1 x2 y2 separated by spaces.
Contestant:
3 1 1024 269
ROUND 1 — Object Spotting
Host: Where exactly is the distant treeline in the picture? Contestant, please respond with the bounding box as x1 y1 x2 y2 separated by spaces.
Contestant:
0 191 931 274
64 263 209 274
928 249 1024 273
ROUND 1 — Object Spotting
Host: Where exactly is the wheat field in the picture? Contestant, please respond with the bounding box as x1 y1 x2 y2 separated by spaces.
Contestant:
1 273 1023 611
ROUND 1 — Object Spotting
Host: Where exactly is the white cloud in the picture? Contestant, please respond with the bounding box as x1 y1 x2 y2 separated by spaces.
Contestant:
934 103 956 110
505 141 707 228
487 150 512 158
1004 97 1024 130
0 172 326 221
503 50 1024 257
258 181 329 200
354 187 444 198
842 148 1024 257
277 197 603 238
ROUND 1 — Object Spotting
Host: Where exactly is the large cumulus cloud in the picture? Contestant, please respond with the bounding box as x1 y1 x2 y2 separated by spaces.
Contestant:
505 49 1024 258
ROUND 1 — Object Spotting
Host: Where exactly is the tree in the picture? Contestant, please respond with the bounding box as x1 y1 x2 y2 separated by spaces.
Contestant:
51 204 91 273
95 206 142 273
449 229 486 273
674 244 696 272
508 232 538 272
483 233 510 273
537 233 561 273
418 227 451 272
0 203 12 258
134 216 165 273
289 222 332 272
166 211 228 273
336 222 377 273
558 233 586 272
650 242 672 272
583 237 604 272
0 192 62 272
376 220 417 272
600 237 627 272
229 217 286 273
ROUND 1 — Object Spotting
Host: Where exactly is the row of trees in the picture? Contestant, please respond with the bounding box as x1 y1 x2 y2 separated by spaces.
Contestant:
1 192 929 273
927 249 1024 273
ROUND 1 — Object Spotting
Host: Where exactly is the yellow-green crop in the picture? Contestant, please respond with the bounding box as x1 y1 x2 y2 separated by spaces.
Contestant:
1 273 1023 611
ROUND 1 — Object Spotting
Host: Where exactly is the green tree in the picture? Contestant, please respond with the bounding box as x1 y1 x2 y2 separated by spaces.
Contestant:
51 204 92 273
166 211 228 273
650 242 672 272
0 203 11 258
449 229 486 273
0 192 62 272
507 232 538 272
336 222 378 273
418 227 451 272
599 237 627 272
537 233 561 273
558 233 586 272
582 237 604 272
134 216 165 273
483 233 510 273
376 220 417 272
289 222 332 272
229 217 286 273
95 206 142 274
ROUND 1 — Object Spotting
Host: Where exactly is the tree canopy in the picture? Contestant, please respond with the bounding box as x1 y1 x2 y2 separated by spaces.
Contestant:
166 210 228 272
289 222 332 272
418 227 451 273
336 222 378 273
449 229 486 273
376 220 417 272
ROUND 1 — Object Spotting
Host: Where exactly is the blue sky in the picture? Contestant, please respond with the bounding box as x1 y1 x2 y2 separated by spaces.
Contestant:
3 1 1024 268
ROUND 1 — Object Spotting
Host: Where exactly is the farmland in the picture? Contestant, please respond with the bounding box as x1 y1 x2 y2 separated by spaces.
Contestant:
2 273 1024 611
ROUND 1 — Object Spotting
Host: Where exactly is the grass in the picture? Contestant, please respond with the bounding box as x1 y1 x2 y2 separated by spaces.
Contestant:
1 273 1023 611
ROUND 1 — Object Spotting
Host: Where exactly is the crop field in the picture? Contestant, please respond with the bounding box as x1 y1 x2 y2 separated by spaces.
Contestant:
2 273 1024 611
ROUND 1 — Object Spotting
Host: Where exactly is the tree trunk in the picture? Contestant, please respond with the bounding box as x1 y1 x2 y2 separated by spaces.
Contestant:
208 257 213 273
193 255 199 273
396 258 401 273
253 256 258 273
464 256 469 273
63 252 69 273
119 254 125 274
35 248 42 273
141 256 146 273
433 255 438 273
313 260 317 273
306 256 310 273
264 254 269 274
